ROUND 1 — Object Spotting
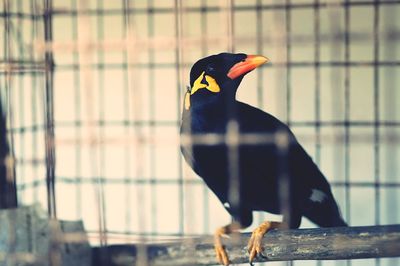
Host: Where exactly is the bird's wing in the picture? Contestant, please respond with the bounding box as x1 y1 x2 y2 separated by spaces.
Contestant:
236 101 326 187
236 101 344 213
236 101 293 135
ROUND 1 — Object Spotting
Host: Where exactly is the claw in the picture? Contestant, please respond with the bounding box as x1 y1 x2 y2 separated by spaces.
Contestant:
215 241 230 266
214 227 230 265
214 223 243 265
248 228 265 263
247 221 281 264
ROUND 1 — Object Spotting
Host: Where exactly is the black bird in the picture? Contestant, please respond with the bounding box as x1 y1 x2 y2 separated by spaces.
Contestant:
180 53 347 265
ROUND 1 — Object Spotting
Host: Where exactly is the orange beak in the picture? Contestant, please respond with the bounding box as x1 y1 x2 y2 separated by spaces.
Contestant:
227 55 269 80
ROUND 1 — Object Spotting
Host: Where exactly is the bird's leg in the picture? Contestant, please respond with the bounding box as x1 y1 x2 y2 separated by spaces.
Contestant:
214 222 242 266
247 221 283 264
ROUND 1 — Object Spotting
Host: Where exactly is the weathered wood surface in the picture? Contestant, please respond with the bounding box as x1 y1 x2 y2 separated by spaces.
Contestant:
0 205 91 266
92 225 400 266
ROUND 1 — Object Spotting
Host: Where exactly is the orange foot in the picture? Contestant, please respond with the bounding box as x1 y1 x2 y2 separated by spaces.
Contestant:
214 223 242 266
247 221 282 264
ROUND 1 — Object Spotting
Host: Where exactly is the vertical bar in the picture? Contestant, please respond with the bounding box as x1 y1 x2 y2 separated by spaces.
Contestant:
344 1 351 266
124 2 147 266
276 130 291 227
97 0 108 243
281 0 293 236
284 4 293 266
2 2 17 263
314 0 321 165
1 0 19 250
147 0 157 234
224 0 240 229
256 0 263 109
218 0 234 53
174 0 185 235
200 0 210 234
382 0 399 230
285 0 292 127
314 2 321 265
16 0 24 204
373 0 380 227
43 1 63 265
77 0 106 248
0 0 18 210
43 0 56 218
327 2 343 237
98 0 110 252
176 3 198 259
344 0 351 226
122 0 132 238
373 1 381 265
31 0 39 203
226 120 240 225
71 0 82 219
226 0 234 53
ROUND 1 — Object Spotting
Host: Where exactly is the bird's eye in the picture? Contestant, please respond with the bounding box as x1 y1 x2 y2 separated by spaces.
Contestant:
206 65 215 73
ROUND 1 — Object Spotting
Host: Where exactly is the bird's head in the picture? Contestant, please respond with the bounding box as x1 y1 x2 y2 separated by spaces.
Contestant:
185 53 268 110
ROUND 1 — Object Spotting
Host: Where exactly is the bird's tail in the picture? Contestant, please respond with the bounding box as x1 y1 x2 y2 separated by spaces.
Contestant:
303 194 348 227
331 204 348 227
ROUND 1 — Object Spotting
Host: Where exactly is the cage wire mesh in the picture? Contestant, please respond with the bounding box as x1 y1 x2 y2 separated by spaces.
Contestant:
0 0 400 265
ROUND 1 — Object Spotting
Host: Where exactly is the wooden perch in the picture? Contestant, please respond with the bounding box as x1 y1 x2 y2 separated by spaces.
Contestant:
92 224 400 266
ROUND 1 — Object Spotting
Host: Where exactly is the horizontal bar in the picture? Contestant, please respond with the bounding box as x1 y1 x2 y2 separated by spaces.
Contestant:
30 30 400 56
0 12 41 19
6 130 399 151
52 60 400 71
92 225 400 265
2 0 399 20
47 1 400 17
16 177 400 190
4 58 396 75
7 120 400 134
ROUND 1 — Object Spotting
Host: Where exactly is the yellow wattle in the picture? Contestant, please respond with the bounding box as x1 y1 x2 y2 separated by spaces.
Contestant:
185 71 221 110
190 71 207 95
184 92 191 110
204 75 221 93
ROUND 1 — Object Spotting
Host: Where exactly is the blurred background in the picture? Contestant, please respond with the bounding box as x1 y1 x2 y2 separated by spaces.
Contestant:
0 0 399 265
